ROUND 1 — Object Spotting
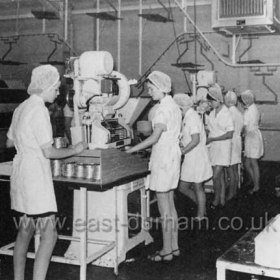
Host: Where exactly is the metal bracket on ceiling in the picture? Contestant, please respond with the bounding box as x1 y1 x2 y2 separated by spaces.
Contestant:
0 36 27 65
40 34 65 65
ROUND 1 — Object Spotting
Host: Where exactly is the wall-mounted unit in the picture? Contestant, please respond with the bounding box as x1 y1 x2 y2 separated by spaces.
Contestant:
212 0 280 34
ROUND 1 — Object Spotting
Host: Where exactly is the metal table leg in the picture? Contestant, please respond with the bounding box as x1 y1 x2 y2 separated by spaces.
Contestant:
80 187 87 280
216 263 226 280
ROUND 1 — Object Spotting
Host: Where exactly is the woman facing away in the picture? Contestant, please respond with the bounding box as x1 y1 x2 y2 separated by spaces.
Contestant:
224 91 244 200
205 84 234 208
126 70 182 262
240 90 264 194
6 65 87 280
173 93 212 221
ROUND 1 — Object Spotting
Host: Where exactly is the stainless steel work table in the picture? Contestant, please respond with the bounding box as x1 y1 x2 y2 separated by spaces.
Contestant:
216 229 280 280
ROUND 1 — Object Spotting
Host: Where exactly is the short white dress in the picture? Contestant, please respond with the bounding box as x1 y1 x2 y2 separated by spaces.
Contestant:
206 105 234 166
7 94 57 215
147 95 182 192
243 104 264 159
180 108 213 183
229 106 244 165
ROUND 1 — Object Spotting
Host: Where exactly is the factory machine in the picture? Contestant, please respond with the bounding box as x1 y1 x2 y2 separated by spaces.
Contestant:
60 50 153 268
64 50 132 149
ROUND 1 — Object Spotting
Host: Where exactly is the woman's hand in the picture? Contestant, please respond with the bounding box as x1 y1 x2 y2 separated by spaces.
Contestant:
206 137 212 145
125 147 134 154
179 141 185 154
73 142 87 154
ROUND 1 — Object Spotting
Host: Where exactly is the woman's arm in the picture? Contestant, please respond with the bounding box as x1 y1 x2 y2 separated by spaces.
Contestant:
181 133 200 155
42 142 87 159
6 138 14 148
126 126 164 154
207 131 233 144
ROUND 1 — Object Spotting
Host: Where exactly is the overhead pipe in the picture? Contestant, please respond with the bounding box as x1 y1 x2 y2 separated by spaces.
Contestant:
0 32 76 55
117 0 121 71
96 0 100 50
64 0 68 41
0 0 211 20
138 0 143 75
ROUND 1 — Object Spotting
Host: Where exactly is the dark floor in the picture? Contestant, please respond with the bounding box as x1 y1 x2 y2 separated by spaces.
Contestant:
1 161 280 280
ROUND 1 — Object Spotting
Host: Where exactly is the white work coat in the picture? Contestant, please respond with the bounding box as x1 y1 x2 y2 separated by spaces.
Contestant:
243 104 264 159
206 105 234 166
7 95 57 215
180 108 212 183
229 106 244 165
148 95 181 192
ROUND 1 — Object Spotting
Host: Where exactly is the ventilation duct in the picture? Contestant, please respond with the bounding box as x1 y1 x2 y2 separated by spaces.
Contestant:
212 0 280 34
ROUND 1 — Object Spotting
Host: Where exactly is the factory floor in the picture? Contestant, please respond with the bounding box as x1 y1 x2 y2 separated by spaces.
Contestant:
1 160 280 280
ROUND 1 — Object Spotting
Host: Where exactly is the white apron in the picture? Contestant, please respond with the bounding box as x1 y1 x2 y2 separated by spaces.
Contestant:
180 108 212 183
207 105 234 166
244 104 264 159
147 95 181 192
229 106 244 165
7 95 57 215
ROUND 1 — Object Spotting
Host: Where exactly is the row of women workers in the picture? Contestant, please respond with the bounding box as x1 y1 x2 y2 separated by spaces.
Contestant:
204 85 263 209
126 70 264 263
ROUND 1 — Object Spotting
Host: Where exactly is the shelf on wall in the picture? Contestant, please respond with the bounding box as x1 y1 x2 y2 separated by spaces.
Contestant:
138 13 173 23
31 10 60 20
0 60 27 65
86 12 123 21
237 60 264 64
171 62 204 68
40 61 65 66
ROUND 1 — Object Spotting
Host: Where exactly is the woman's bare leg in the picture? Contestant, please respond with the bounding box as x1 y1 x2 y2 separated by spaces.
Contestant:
250 158 260 192
212 165 224 206
193 183 206 218
32 215 57 280
156 192 173 259
167 190 179 252
14 216 35 280
178 180 197 203
244 157 254 187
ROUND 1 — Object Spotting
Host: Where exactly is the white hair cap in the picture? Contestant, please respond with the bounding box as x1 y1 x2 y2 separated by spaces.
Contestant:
241 89 254 106
173 93 193 109
27 64 60 95
208 83 223 103
224 91 237 106
147 70 172 93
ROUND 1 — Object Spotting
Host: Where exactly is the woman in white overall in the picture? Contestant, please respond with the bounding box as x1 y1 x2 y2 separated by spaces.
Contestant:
173 94 212 220
206 84 234 208
6 65 86 280
241 90 264 194
126 71 181 262
224 91 244 200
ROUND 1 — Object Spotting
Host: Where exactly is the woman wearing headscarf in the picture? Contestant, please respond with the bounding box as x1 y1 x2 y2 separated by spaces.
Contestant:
174 93 212 220
240 90 264 194
6 65 87 280
224 91 244 200
126 71 181 262
206 84 234 208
